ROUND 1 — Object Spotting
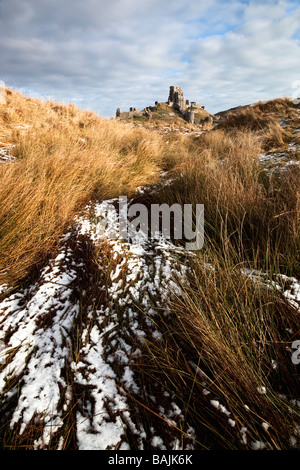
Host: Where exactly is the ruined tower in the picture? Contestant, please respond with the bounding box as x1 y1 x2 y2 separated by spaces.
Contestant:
167 86 186 113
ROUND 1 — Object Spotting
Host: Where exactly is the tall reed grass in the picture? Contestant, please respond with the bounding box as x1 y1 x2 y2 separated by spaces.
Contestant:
138 126 300 449
0 90 299 449
0 89 175 284
150 127 299 275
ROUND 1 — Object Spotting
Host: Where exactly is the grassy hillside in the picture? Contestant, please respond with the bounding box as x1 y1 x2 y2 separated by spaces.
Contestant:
0 89 299 450
0 89 181 284
118 101 214 130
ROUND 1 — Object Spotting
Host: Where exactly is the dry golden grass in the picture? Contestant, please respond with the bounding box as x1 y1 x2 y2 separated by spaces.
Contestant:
148 127 300 274
155 129 265 237
255 97 298 116
1 90 298 281
137 125 300 449
0 89 175 284
262 122 293 150
145 254 300 449
0 90 299 450
217 106 275 132
216 98 298 151
295 132 300 144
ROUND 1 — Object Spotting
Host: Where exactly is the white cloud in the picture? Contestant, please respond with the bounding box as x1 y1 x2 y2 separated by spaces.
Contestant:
0 0 299 116
179 1 300 112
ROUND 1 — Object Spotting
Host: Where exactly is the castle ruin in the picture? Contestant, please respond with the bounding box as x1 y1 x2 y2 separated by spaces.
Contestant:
167 86 209 124
167 86 187 113
116 85 212 125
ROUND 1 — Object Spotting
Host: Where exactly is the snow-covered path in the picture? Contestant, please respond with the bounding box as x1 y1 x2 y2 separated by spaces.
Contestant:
0 196 196 450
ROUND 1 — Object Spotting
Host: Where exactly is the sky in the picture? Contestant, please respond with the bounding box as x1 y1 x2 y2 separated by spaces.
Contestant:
0 0 300 117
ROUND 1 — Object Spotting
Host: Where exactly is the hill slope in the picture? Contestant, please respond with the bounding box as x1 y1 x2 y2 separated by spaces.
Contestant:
0 89 299 450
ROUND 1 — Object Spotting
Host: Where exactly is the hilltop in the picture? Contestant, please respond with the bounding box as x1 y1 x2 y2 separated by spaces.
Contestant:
0 87 299 450
116 85 214 128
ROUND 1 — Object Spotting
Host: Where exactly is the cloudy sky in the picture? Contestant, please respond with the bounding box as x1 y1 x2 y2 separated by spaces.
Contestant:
1 0 300 117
